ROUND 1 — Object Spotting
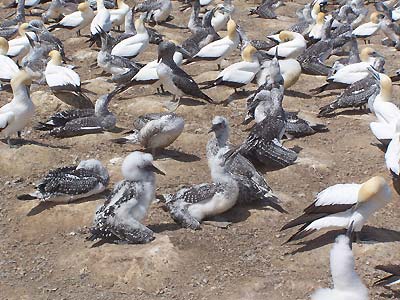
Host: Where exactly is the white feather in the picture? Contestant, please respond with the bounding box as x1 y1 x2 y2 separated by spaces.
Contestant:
314 184 361 207
45 64 81 88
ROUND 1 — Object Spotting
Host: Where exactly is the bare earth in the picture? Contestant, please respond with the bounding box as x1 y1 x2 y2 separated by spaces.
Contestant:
1 0 400 299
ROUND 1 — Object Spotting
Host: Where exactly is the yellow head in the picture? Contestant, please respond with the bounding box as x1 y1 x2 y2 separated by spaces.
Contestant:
11 70 32 88
18 23 30 36
370 12 384 24
360 47 376 62
0 37 9 55
358 176 387 203
78 2 90 11
48 50 62 66
242 44 257 62
227 19 237 40
380 72 393 100
117 0 125 7
278 31 293 42
316 12 325 24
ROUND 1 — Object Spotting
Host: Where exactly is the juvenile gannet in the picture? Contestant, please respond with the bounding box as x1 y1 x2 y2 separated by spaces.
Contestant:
0 37 19 85
163 146 239 230
17 159 109 203
111 14 149 59
187 0 202 34
374 265 400 286
0 70 34 147
248 0 278 19
34 92 117 138
42 0 77 23
288 3 313 35
281 176 392 243
266 31 307 59
186 18 239 70
45 50 94 109
88 151 165 244
6 23 36 61
48 2 95 36
201 44 260 92
89 0 111 46
310 227 369 300
112 112 185 156
135 0 172 24
157 41 213 110
211 0 234 32
109 0 130 30
353 12 385 44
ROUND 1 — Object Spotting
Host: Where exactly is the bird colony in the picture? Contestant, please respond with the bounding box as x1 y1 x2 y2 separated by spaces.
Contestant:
1 0 400 299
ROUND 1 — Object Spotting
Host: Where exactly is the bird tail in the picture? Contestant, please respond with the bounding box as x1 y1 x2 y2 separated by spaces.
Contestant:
261 193 288 213
34 122 55 131
17 192 40 201
47 23 62 32
199 91 214 103
310 83 329 94
254 139 298 168
248 8 257 15
310 123 328 132
86 33 101 47
318 100 340 117
111 130 140 144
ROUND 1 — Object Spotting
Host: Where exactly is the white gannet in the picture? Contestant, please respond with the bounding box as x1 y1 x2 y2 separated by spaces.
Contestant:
385 120 400 177
0 37 19 85
88 151 165 244
157 41 213 110
281 176 392 243
311 0 327 20
89 0 111 46
309 12 325 41
17 159 109 203
42 0 77 24
112 112 185 156
163 146 239 230
187 18 239 70
257 58 302 89
201 44 260 91
111 14 149 59
45 50 93 109
353 12 385 44
109 0 130 30
0 70 34 147
311 228 369 300
266 31 307 59
374 265 400 286
6 23 36 61
34 92 117 137
135 0 172 24
48 2 95 36
211 0 234 32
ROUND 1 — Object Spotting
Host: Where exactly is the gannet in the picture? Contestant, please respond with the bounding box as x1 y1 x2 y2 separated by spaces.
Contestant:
34 92 117 138
309 12 325 41
248 0 279 19
206 116 286 212
48 2 95 36
0 0 25 39
266 31 307 59
89 0 111 46
0 70 34 147
201 44 260 92
281 176 392 243
109 0 130 30
17 159 109 203
310 0 327 20
3 0 40 9
0 37 19 85
353 12 385 44
135 0 172 24
112 112 184 156
385 120 400 177
45 50 94 109
374 265 400 286
237 24 277 52
186 18 239 70
288 3 313 35
163 146 239 230
88 151 165 244
310 227 369 300
42 0 77 23
211 0 234 32
187 0 202 34
257 58 302 89
6 23 36 61
111 14 149 59
156 41 213 110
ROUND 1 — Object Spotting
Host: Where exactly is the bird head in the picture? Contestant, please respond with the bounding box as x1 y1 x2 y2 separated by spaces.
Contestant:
278 31 293 43
78 2 91 12
358 176 388 203
157 41 176 62
122 152 165 181
370 12 385 24
48 50 63 66
242 44 257 62
209 116 229 134
11 70 32 88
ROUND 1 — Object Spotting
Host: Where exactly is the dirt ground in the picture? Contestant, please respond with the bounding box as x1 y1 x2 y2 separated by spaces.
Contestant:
1 0 400 299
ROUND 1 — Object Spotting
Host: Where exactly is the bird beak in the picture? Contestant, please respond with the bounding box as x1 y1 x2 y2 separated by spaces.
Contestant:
368 67 380 81
346 221 354 249
148 163 166 175
208 124 219 133
157 54 162 63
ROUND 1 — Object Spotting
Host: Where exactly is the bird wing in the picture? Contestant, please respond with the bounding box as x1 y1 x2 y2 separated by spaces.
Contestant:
60 11 83 27
374 101 400 124
163 183 223 204
45 65 81 88
0 55 19 80
194 38 232 59
136 0 162 12
353 22 379 37
385 136 400 175
0 111 15 131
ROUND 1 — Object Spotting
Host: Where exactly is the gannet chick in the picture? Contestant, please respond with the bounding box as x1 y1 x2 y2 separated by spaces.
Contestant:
88 151 165 244
157 41 213 110
281 176 392 243
353 12 385 44
163 146 239 230
111 14 149 59
34 92 117 138
0 37 19 87
201 44 260 92
266 31 307 59
310 227 369 300
186 18 239 70
89 0 111 46
249 0 278 19
48 2 95 36
374 265 400 286
17 159 109 203
45 50 94 109
42 0 77 24
211 0 234 32
186 0 202 34
109 0 130 30
0 70 34 147
6 23 36 61
112 112 184 156
135 0 173 24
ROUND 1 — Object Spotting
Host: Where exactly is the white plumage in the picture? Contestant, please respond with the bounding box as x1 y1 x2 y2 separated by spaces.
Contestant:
0 37 19 82
90 0 111 35
45 51 81 89
109 0 130 28
266 31 307 59
257 58 301 89
353 12 384 39
51 2 95 34
7 24 37 60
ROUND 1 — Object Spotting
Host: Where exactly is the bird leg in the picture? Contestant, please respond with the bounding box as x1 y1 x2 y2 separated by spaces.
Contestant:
77 30 81 37
17 131 21 138
217 63 221 71
164 96 181 112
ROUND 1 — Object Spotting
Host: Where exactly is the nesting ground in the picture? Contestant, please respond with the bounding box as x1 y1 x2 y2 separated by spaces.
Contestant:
1 0 400 299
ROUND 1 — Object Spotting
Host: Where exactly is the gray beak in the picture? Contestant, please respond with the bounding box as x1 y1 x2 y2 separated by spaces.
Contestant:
368 66 380 81
148 163 166 175
208 123 220 133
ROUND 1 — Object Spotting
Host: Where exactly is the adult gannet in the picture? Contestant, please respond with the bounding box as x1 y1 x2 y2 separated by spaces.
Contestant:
109 0 130 30
266 31 307 59
257 58 302 89
89 0 111 46
186 18 239 70
48 2 95 36
163 146 239 230
374 265 400 286
88 151 165 244
281 176 392 243
111 14 149 59
211 0 234 32
310 227 369 300
17 159 109 203
6 23 36 61
157 41 213 110
0 37 19 86
310 0 327 20
45 50 93 109
201 44 260 92
385 120 400 177
0 70 34 147
112 112 185 156
353 12 385 44
34 92 117 138
42 0 77 23
308 12 325 41
135 0 172 24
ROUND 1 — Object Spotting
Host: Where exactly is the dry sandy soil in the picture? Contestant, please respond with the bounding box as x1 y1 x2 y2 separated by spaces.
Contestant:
1 0 400 299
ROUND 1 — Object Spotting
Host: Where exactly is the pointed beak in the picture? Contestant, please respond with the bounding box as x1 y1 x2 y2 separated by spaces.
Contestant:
368 66 380 81
208 124 219 133
148 163 165 175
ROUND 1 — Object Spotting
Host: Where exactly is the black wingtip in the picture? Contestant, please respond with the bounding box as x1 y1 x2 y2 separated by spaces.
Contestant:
17 194 37 201
110 138 128 144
